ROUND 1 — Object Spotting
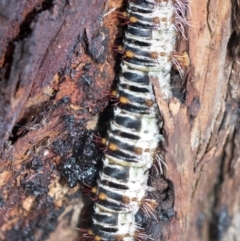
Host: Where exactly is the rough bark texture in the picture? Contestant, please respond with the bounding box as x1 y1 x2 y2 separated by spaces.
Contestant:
0 0 239 241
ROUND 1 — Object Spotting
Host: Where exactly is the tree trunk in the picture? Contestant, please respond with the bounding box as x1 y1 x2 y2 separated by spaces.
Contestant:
0 0 239 241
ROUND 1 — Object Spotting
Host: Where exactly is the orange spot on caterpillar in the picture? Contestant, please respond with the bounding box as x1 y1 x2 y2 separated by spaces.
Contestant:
98 192 107 200
120 50 136 60
119 96 129 104
122 196 131 204
134 147 143 155
108 91 132 107
92 187 97 194
93 134 108 151
117 11 138 25
113 44 124 56
132 197 138 202
81 183 99 201
161 17 167 22
122 11 128 18
117 45 124 52
109 90 123 106
115 235 125 241
150 51 159 59
125 50 135 58
94 235 102 241
153 17 161 24
88 229 94 236
129 16 138 23
111 89 118 97
115 10 127 19
108 142 118 151
102 89 120 105
102 138 107 145
145 99 154 107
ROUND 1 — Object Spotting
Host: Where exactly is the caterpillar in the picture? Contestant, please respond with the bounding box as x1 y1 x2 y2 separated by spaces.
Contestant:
83 0 188 240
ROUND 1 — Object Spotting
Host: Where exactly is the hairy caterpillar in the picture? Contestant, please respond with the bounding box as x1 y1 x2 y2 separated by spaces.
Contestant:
83 0 188 240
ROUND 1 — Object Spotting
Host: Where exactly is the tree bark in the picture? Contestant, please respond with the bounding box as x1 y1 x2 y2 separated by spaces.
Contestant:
0 0 239 241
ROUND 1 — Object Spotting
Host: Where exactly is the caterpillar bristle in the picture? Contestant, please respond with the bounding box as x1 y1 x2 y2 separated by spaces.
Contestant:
154 153 168 175
112 44 125 56
135 229 151 241
79 228 95 240
92 134 108 152
140 198 158 220
81 183 97 197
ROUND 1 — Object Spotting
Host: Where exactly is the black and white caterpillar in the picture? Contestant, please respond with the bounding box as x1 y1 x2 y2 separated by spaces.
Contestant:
84 0 188 240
